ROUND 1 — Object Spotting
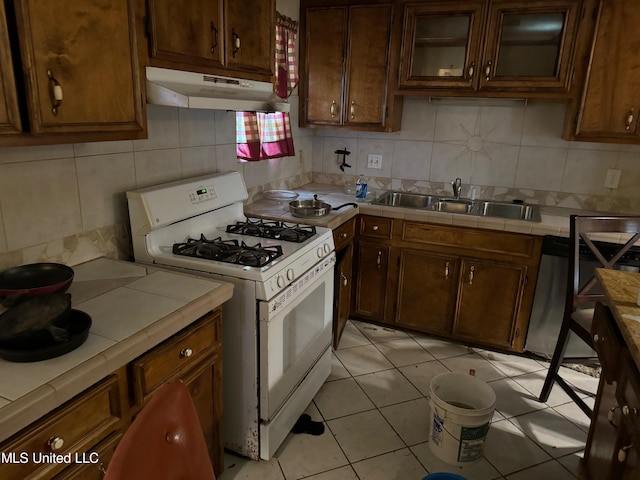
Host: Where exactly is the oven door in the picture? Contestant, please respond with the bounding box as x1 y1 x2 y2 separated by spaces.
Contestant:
258 254 334 456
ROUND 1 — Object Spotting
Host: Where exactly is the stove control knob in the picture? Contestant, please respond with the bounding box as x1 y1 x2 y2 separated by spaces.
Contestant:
323 243 331 254
286 268 294 281
277 275 286 288
317 247 324 258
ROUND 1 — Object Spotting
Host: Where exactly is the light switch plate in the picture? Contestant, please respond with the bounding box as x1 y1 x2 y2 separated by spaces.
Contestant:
604 168 621 189
367 154 382 169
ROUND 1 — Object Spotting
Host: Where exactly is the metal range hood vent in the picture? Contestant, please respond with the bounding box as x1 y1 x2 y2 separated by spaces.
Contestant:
145 66 290 112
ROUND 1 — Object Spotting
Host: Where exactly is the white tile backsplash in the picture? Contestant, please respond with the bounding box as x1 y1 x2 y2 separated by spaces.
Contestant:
2 94 640 265
0 158 82 251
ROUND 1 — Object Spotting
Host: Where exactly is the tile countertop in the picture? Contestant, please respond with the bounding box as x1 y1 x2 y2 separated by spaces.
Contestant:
595 268 640 370
245 183 633 243
0 257 234 443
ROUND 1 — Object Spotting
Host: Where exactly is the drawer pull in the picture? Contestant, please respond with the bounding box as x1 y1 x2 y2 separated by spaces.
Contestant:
376 251 382 269
468 266 475 285
350 100 356 119
330 100 337 118
622 405 638 416
47 70 63 116
341 272 348 286
340 233 347 238
210 21 218 54
593 333 603 343
372 225 379 231
180 348 193 358
445 261 449 279
467 62 475 80
48 436 65 451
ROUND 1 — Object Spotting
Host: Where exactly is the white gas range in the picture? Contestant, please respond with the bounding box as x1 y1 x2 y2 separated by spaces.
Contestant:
127 171 335 460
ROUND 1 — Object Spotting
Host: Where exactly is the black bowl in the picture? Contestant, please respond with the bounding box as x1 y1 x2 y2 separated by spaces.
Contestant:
0 310 92 363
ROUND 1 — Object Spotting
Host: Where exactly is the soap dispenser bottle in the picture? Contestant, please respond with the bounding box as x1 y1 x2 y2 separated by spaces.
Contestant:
355 174 367 200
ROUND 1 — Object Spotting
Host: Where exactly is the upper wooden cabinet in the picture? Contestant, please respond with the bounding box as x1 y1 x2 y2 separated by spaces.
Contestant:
0 3 21 135
399 0 583 96
1 0 145 146
224 0 274 76
145 0 274 80
565 0 640 144
300 1 402 132
146 0 224 69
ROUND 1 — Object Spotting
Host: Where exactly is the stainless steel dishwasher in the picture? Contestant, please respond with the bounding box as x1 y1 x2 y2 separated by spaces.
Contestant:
525 235 640 359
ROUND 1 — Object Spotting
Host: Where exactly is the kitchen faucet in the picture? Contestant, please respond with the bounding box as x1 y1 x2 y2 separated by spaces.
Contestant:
451 177 462 199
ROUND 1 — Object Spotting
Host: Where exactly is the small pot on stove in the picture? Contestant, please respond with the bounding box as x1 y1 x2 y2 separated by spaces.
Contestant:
288 195 357 217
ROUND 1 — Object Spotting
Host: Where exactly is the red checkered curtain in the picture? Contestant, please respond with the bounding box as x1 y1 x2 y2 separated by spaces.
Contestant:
275 12 298 98
236 12 297 162
236 111 294 160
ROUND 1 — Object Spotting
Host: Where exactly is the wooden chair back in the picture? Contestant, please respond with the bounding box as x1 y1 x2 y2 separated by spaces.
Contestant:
567 215 640 315
104 380 216 480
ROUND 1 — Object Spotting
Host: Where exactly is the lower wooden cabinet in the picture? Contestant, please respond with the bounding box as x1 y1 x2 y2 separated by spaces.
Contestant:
396 249 459 337
0 309 223 480
454 258 527 349
352 215 541 352
353 240 392 323
333 218 355 348
583 303 640 479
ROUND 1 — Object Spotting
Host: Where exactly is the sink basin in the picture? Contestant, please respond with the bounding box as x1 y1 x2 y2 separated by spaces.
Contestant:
474 201 541 222
431 199 474 214
372 191 541 222
373 191 439 209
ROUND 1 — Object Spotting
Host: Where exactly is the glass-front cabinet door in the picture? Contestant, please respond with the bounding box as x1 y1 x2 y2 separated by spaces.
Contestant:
480 0 581 92
399 0 581 94
400 1 486 90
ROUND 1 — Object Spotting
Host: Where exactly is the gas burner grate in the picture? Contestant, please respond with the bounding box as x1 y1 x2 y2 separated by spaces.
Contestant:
226 218 316 243
172 235 283 267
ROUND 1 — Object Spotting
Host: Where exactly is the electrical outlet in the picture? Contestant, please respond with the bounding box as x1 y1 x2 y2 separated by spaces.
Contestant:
367 154 383 169
604 168 621 189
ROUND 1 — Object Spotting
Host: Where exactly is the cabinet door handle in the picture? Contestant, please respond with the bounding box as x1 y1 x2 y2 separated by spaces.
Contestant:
47 70 63 116
180 347 193 358
444 261 449 279
484 61 492 81
625 108 634 131
330 100 337 118
376 251 382 269
372 225 379 231
468 265 475 285
341 272 348 286
210 20 218 54
618 444 634 462
48 436 65 451
468 62 475 81
622 405 639 416
350 100 356 119
593 333 603 343
232 29 240 57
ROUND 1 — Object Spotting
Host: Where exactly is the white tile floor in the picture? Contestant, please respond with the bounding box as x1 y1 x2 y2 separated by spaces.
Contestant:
220 320 597 480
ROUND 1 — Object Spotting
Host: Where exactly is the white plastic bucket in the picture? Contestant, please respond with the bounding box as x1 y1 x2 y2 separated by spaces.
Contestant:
428 372 496 466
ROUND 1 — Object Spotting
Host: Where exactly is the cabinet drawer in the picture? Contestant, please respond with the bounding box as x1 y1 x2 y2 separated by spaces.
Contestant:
53 432 122 480
130 312 220 403
333 218 355 251
402 222 538 258
359 215 392 239
0 375 122 480
592 303 623 383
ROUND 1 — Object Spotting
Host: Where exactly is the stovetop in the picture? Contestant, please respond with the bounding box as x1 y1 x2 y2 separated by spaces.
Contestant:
172 234 284 267
226 219 317 243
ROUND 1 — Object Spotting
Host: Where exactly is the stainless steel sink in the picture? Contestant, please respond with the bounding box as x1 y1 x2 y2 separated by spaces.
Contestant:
474 200 541 222
373 191 439 209
431 199 474 214
372 190 541 222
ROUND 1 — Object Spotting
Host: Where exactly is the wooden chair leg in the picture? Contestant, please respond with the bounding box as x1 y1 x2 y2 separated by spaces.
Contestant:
539 317 572 403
